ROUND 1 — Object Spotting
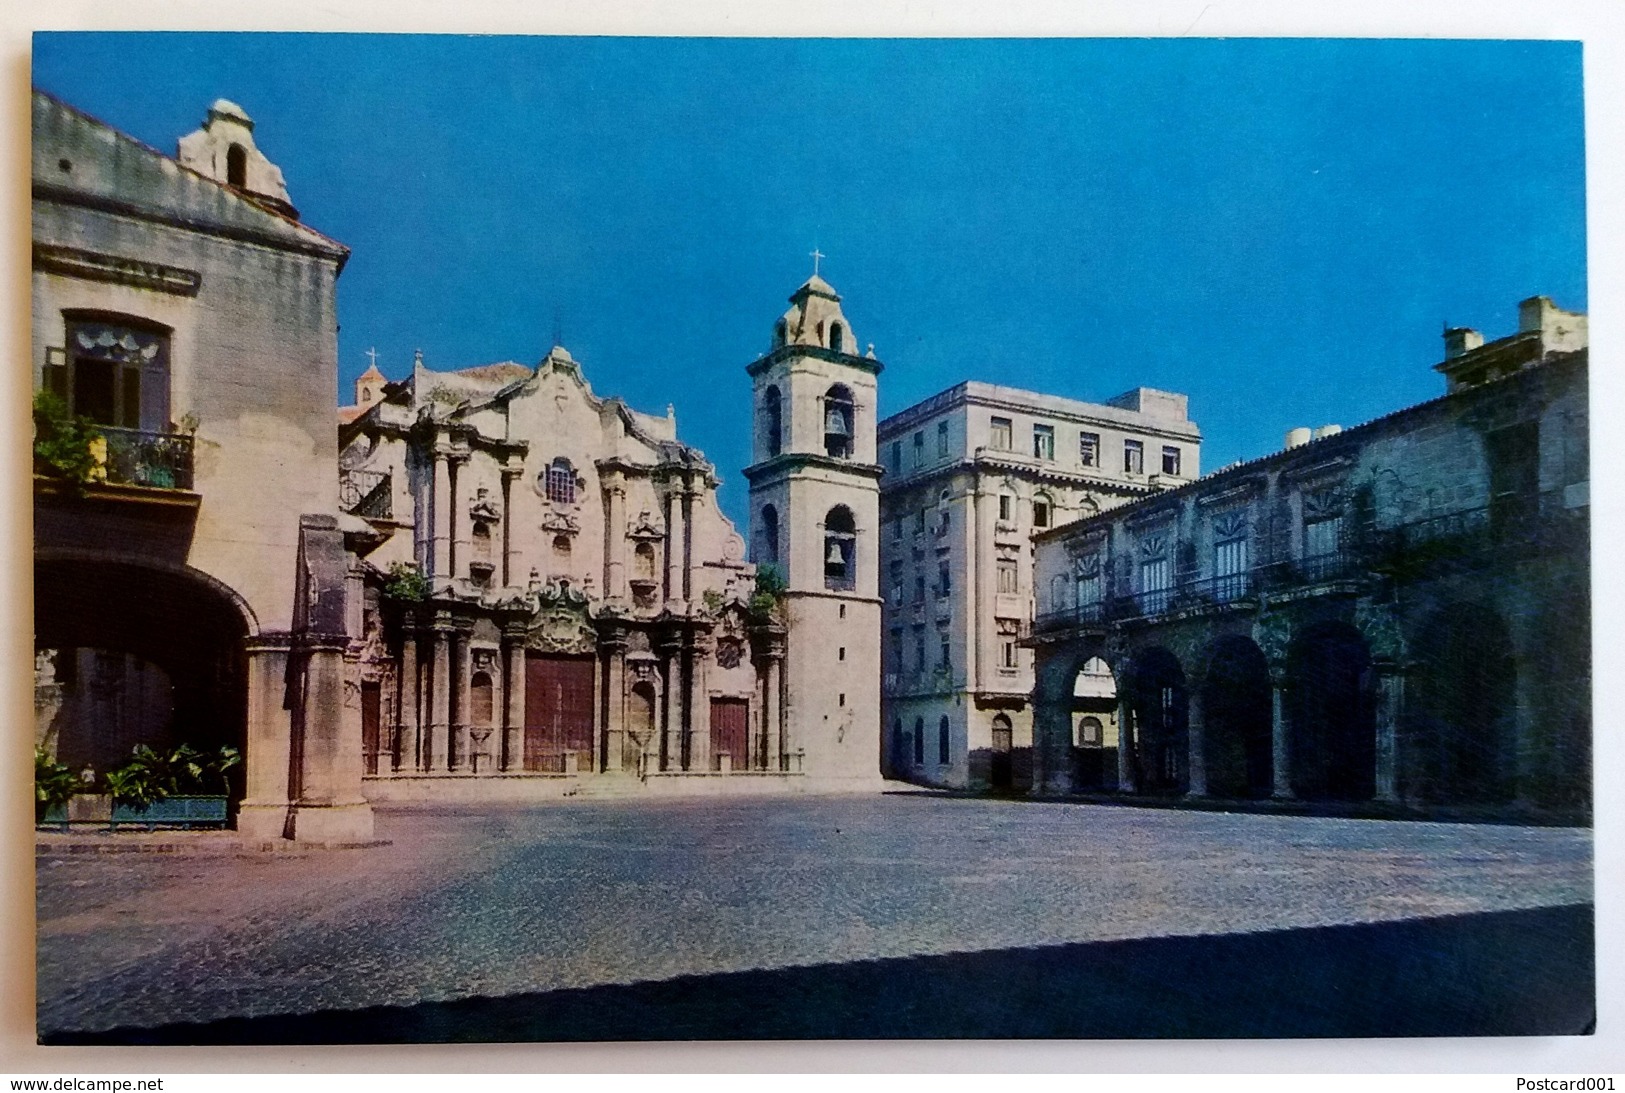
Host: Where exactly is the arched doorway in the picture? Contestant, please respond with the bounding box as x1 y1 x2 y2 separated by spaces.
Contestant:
990 713 1014 790
1125 647 1188 795
1288 622 1375 801
627 680 657 773
1202 635 1273 798
1071 656 1118 789
1408 605 1516 804
34 556 252 803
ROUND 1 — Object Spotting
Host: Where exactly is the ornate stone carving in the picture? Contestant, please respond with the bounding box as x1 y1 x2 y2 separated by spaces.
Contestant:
1354 599 1407 665
529 607 597 655
628 510 666 542
469 487 501 523
1253 611 1293 681
541 510 581 536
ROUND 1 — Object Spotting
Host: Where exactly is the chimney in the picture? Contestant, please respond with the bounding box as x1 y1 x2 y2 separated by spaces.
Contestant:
1285 427 1312 450
1443 327 1483 359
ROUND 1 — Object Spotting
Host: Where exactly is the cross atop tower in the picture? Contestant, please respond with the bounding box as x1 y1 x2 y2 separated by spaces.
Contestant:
365 347 379 369
810 247 825 277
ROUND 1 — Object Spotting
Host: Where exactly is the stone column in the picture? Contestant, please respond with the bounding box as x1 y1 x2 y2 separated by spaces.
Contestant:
237 635 294 839
396 628 419 772
605 476 627 602
1271 679 1294 799
1186 686 1208 798
688 640 711 772
602 630 628 774
681 485 695 605
661 649 683 771
1115 694 1136 793
450 626 472 770
427 625 451 772
501 625 527 771
432 447 452 584
665 490 686 608
1374 663 1404 803
449 453 469 580
763 653 783 772
501 462 524 591
288 633 375 842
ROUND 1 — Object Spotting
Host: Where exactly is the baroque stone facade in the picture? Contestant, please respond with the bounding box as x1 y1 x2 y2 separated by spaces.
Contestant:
1028 297 1590 817
877 382 1201 790
338 345 802 798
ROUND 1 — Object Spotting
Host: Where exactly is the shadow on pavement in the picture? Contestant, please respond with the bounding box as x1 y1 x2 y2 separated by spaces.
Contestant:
43 903 1594 1044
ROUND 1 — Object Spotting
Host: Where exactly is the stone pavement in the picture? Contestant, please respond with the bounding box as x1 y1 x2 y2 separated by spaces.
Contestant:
36 794 1593 1039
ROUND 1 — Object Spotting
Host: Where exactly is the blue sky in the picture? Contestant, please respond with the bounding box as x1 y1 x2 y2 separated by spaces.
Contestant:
33 34 1586 527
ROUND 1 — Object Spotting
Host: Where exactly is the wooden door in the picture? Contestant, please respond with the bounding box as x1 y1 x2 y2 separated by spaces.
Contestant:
524 654 596 772
361 680 382 775
710 697 749 771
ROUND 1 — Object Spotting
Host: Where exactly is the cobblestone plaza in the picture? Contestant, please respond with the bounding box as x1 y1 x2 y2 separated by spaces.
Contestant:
37 795 1592 1041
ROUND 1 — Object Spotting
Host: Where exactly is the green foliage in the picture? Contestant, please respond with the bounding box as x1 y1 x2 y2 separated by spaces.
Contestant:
701 588 725 613
748 563 788 620
32 390 102 488
105 743 240 808
383 561 432 602
34 747 78 809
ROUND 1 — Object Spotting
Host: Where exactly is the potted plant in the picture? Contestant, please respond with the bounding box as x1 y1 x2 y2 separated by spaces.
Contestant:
34 747 79 829
105 743 240 830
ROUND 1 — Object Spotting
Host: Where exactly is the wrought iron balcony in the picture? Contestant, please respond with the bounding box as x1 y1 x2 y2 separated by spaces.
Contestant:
340 468 393 519
99 427 194 490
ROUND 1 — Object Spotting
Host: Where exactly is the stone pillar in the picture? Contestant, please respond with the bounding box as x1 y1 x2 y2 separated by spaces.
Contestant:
687 640 710 772
1031 698 1074 796
763 653 783 772
681 484 695 604
448 454 466 580
501 626 527 771
1374 663 1404 803
605 476 627 602
1186 687 1208 798
237 635 294 839
665 490 686 608
603 631 628 774
501 463 524 590
396 629 419 771
1115 694 1136 793
287 634 375 842
428 625 451 772
661 650 682 771
432 448 452 584
1271 680 1294 799
450 626 472 770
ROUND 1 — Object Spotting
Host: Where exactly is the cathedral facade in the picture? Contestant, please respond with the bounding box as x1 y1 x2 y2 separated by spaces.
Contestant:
338 343 805 798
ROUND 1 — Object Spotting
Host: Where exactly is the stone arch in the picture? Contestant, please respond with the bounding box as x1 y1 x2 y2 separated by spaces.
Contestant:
829 321 845 354
1030 635 1115 794
823 505 856 590
34 553 254 800
1200 634 1274 798
1122 645 1189 795
1287 620 1376 801
1405 603 1516 804
823 383 855 459
763 384 782 456
227 143 247 187
990 712 1014 789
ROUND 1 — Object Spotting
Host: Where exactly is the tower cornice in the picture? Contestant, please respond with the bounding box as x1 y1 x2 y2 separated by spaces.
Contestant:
746 344 883 378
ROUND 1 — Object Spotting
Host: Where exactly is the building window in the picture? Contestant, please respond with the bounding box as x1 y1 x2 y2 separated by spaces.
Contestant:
914 575 926 603
1138 534 1171 613
938 716 951 764
1213 511 1248 601
914 506 928 535
989 416 1013 451
1033 495 1052 528
227 143 247 188
829 321 845 354
937 420 950 458
1001 640 1018 669
890 440 902 475
998 494 1012 521
1080 431 1100 468
937 562 951 597
912 431 925 467
1078 716 1104 747
758 504 779 566
1124 440 1144 475
1074 554 1102 607
545 458 576 504
936 488 952 535
1162 446 1182 476
939 633 952 671
824 384 855 459
1302 489 1343 567
914 718 925 765
60 316 172 430
1033 424 1055 461
763 385 782 457
890 630 903 672
823 505 857 590
914 630 927 674
635 542 657 581
997 559 1018 594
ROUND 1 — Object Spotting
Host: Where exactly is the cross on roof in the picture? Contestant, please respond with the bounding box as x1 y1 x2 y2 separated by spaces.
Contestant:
810 247 825 276
365 346 379 369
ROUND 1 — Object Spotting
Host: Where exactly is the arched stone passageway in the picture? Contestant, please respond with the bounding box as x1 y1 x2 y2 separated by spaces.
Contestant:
1407 605 1516 804
34 556 252 799
1124 647 1188 796
1288 622 1375 801
1201 636 1273 799
1070 656 1118 790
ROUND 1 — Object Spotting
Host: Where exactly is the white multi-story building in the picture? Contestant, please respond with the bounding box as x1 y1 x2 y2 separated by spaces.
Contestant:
878 381 1201 789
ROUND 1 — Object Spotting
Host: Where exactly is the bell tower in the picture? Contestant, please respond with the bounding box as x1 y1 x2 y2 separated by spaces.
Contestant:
744 271 883 785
